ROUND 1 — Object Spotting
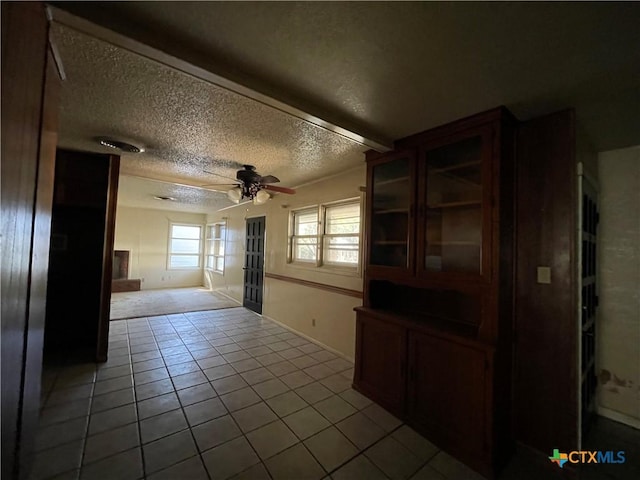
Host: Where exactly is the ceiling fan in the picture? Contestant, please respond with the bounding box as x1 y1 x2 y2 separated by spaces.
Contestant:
203 165 296 205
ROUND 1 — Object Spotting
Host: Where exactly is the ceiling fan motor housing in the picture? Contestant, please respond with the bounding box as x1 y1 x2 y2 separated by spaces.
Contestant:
237 165 261 185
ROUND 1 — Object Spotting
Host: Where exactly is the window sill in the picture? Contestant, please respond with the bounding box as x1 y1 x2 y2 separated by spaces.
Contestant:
205 267 225 275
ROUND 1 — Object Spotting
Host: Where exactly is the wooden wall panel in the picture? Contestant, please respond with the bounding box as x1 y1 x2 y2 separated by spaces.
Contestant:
0 3 51 479
515 110 578 454
20 52 61 475
45 150 119 361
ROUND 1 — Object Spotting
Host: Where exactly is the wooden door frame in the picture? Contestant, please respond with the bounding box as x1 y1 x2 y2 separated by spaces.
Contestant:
96 155 120 362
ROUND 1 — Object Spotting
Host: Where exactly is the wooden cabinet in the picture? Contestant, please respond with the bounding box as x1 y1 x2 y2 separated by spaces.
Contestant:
407 331 491 467
354 313 407 415
355 107 516 478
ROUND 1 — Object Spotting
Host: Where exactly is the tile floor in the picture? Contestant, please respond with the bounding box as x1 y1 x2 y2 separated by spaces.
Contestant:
33 307 638 480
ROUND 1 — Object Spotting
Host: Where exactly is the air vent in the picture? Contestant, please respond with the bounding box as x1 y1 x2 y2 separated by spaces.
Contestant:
96 137 144 153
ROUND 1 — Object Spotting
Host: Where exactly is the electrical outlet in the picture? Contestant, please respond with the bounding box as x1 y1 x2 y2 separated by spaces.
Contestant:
537 267 551 284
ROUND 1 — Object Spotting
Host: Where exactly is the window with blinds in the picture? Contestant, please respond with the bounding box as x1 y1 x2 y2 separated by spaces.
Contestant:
289 199 361 271
323 202 360 266
291 208 319 263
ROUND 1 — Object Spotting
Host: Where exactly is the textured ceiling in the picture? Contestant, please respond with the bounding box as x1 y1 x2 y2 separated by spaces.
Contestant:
117 176 230 214
51 23 369 212
54 1 640 152
50 3 640 213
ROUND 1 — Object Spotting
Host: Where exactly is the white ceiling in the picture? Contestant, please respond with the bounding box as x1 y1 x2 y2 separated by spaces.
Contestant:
50 2 640 213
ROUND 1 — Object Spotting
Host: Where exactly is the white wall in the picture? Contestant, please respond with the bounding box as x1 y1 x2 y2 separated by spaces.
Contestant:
114 206 206 290
206 166 365 359
597 145 640 427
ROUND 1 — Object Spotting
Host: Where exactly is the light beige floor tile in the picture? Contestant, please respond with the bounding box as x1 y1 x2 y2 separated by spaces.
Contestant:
246 420 299 460
304 426 358 472
264 443 325 480
365 436 422 480
143 430 198 474
201 436 260 480
283 406 331 440
80 447 142 480
192 414 242 451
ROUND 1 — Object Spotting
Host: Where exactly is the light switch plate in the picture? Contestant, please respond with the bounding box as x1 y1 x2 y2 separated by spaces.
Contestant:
537 266 551 284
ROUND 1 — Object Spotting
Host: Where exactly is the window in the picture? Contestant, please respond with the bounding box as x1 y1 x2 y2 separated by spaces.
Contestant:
168 223 202 269
291 208 319 263
206 221 226 273
323 202 361 266
289 199 361 270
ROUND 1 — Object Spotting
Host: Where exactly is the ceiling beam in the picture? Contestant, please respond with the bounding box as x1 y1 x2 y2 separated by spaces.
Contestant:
48 6 393 153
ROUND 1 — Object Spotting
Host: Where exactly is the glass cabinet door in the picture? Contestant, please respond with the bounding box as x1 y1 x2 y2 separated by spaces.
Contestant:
369 154 414 269
422 133 487 275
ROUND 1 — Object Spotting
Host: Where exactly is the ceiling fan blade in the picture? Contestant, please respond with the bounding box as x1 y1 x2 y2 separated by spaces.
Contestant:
259 175 280 184
203 169 239 182
262 184 296 194
201 183 240 187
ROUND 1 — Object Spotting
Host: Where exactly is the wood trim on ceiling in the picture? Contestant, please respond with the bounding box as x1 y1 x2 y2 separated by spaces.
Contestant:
47 6 393 153
265 272 362 299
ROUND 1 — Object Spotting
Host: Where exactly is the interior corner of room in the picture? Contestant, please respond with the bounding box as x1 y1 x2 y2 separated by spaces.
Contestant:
2 2 639 480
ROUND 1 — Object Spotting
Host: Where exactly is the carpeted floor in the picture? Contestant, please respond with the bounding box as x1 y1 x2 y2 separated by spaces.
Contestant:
110 287 240 320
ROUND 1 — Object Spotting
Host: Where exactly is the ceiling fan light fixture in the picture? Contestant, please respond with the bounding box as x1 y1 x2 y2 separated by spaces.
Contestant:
253 189 270 205
227 187 242 203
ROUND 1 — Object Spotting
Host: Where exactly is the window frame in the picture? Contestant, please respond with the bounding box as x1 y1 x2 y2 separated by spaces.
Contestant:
205 221 227 274
289 206 320 266
167 222 203 270
288 197 363 274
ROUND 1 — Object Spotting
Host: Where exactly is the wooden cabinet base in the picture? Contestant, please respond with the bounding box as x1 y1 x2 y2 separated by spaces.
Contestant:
354 308 511 479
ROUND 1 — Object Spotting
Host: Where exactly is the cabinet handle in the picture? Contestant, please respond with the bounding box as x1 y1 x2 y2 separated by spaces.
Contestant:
400 360 406 378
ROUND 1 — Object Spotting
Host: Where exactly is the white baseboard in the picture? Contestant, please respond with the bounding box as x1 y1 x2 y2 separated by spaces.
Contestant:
212 289 242 306
597 405 640 430
262 314 354 363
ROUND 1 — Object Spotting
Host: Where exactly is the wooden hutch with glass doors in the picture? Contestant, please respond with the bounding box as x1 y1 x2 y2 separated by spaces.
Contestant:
354 107 516 478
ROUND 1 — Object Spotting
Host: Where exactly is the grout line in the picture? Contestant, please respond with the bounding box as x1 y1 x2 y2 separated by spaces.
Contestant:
129 317 149 479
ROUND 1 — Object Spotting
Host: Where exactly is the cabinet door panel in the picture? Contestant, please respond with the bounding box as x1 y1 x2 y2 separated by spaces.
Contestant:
366 150 417 275
417 126 494 280
408 332 489 457
355 314 406 414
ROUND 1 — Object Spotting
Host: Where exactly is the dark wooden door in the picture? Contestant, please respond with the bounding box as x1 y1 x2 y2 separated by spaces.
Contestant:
243 216 265 314
407 331 489 464
354 312 406 416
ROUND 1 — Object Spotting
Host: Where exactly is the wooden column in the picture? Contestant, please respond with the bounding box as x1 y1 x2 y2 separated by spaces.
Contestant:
515 109 578 454
1 3 58 479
